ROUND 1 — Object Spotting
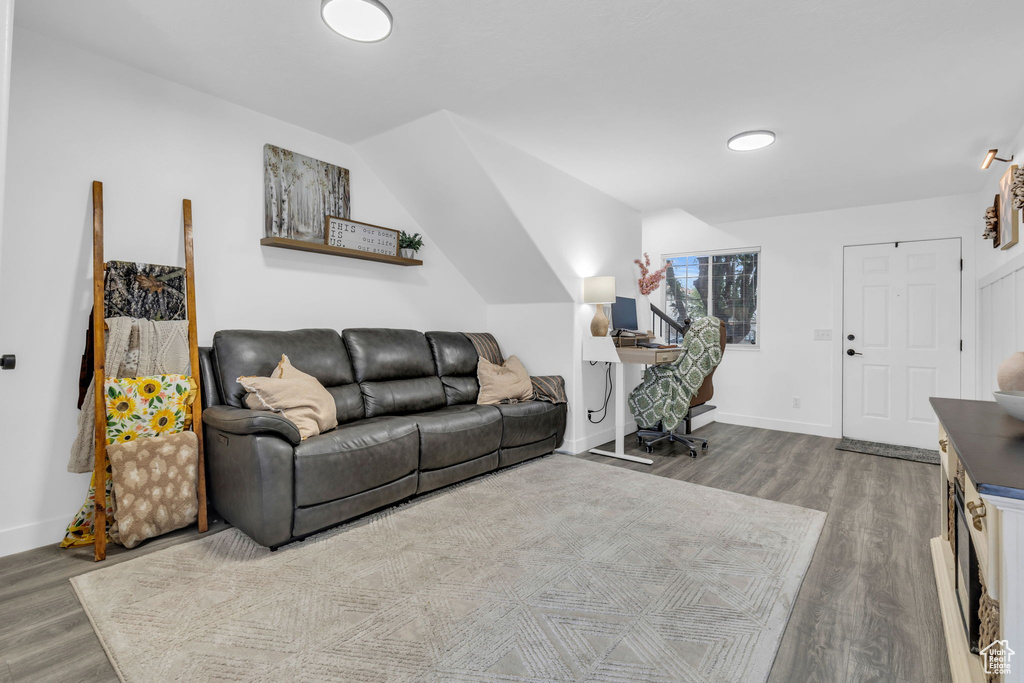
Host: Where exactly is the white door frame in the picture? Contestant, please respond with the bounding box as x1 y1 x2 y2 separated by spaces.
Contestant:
840 237 963 444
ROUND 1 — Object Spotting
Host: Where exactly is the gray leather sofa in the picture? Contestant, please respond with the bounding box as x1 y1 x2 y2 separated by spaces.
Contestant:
198 328 567 549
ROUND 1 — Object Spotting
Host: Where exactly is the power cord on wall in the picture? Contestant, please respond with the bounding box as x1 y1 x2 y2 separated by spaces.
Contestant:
587 361 613 424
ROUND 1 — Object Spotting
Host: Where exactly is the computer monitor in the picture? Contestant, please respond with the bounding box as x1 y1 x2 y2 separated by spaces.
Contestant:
611 296 638 332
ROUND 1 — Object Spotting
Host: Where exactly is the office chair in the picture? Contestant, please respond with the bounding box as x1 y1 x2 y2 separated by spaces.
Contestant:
635 318 727 457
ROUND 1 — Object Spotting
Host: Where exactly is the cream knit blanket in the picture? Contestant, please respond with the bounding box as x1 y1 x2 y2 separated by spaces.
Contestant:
68 318 191 473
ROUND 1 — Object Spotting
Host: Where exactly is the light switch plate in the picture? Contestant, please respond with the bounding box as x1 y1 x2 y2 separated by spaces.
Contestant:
813 329 833 341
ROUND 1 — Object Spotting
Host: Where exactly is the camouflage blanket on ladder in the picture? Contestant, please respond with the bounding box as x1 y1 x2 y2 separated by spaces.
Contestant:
628 316 723 432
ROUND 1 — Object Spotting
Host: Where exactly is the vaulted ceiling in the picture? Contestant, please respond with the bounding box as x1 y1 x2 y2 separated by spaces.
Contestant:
15 0 1024 222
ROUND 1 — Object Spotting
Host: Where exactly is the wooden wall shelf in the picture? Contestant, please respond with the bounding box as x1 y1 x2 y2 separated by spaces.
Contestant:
260 237 423 266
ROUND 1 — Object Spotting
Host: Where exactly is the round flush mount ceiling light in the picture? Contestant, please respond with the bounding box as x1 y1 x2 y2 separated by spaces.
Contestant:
321 0 393 43
727 130 776 152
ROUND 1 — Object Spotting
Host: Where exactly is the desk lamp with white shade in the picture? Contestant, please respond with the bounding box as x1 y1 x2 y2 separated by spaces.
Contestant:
583 276 616 337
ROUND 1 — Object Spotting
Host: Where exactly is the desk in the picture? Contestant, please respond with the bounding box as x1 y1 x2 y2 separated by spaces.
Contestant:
582 336 681 465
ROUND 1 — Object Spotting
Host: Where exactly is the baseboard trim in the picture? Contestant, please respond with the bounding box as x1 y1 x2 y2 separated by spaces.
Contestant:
715 412 834 438
689 408 716 432
563 411 723 454
563 421 639 454
0 515 70 557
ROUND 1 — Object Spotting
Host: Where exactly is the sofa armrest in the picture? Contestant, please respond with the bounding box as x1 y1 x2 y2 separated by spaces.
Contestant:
203 428 295 548
203 405 301 446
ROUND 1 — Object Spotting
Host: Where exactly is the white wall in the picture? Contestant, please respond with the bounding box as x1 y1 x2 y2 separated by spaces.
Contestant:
452 117 643 451
643 194 979 438
0 0 12 289
973 117 1024 396
978 251 1024 397
357 112 644 452
0 29 488 556
355 112 572 305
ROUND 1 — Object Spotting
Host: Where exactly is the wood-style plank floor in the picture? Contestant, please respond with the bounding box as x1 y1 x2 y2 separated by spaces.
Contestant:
0 422 949 682
577 422 950 683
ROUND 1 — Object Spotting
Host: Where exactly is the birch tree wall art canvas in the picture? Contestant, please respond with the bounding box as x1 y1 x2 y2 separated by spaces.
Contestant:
264 144 350 241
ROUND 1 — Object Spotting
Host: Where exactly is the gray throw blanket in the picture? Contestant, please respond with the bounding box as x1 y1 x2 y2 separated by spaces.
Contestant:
68 317 190 473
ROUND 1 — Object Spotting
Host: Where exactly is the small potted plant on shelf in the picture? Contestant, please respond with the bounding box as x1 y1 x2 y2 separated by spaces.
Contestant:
399 231 424 259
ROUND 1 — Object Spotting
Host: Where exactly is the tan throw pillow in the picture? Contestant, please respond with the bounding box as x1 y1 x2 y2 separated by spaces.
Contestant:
238 354 338 439
108 431 199 549
477 355 534 405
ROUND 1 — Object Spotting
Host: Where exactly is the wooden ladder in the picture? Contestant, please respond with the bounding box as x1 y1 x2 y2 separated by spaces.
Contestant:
90 180 208 561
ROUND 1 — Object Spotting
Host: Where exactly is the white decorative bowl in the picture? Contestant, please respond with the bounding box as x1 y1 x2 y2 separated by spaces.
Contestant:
993 391 1024 421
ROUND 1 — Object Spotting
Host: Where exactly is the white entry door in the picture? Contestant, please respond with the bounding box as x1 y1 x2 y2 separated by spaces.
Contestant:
842 239 961 449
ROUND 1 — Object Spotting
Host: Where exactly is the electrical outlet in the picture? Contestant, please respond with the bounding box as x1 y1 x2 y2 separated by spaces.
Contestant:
792 397 801 408
813 329 833 341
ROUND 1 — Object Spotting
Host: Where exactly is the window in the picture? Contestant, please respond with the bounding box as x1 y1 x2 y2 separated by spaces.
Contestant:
662 249 760 347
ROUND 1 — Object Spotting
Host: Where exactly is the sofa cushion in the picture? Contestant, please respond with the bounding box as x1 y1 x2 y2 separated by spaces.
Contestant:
360 377 447 418
211 330 361 423
500 435 557 467
426 331 478 376
496 400 564 448
477 355 533 405
292 416 418 507
409 404 502 471
293 474 417 539
238 355 338 440
439 376 478 405
343 329 436 383
417 452 498 494
326 385 365 425
426 331 479 405
344 329 446 418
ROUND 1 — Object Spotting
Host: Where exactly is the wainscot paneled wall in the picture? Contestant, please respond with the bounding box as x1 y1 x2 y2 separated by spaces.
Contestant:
978 251 1024 397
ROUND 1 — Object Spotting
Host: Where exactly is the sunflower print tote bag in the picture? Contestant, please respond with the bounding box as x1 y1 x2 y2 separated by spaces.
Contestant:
61 374 194 547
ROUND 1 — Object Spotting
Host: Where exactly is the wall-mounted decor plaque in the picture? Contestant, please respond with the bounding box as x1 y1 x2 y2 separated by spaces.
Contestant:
325 216 399 256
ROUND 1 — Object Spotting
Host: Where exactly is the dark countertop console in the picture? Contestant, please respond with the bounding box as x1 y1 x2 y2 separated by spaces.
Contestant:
931 397 1024 500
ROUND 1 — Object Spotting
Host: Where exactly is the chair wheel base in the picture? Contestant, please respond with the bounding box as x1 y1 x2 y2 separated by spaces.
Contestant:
635 427 711 460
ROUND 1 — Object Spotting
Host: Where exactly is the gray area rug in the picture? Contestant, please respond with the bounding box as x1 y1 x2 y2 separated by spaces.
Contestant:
836 437 940 464
72 455 825 682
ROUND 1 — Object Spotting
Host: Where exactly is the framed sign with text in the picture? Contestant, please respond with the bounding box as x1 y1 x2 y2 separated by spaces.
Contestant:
325 216 400 257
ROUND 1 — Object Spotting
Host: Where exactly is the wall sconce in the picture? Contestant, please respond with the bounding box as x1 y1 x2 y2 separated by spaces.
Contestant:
982 149 1014 170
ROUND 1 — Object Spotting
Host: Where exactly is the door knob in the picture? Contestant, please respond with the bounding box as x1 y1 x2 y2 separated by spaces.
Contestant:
0 354 14 370
846 349 862 356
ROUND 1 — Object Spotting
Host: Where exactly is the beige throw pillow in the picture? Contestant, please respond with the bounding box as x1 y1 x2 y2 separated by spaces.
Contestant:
238 355 338 439
477 355 534 405
108 431 199 549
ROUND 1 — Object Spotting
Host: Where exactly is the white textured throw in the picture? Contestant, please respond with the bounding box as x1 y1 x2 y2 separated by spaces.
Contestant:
67 318 191 473
135 320 191 378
